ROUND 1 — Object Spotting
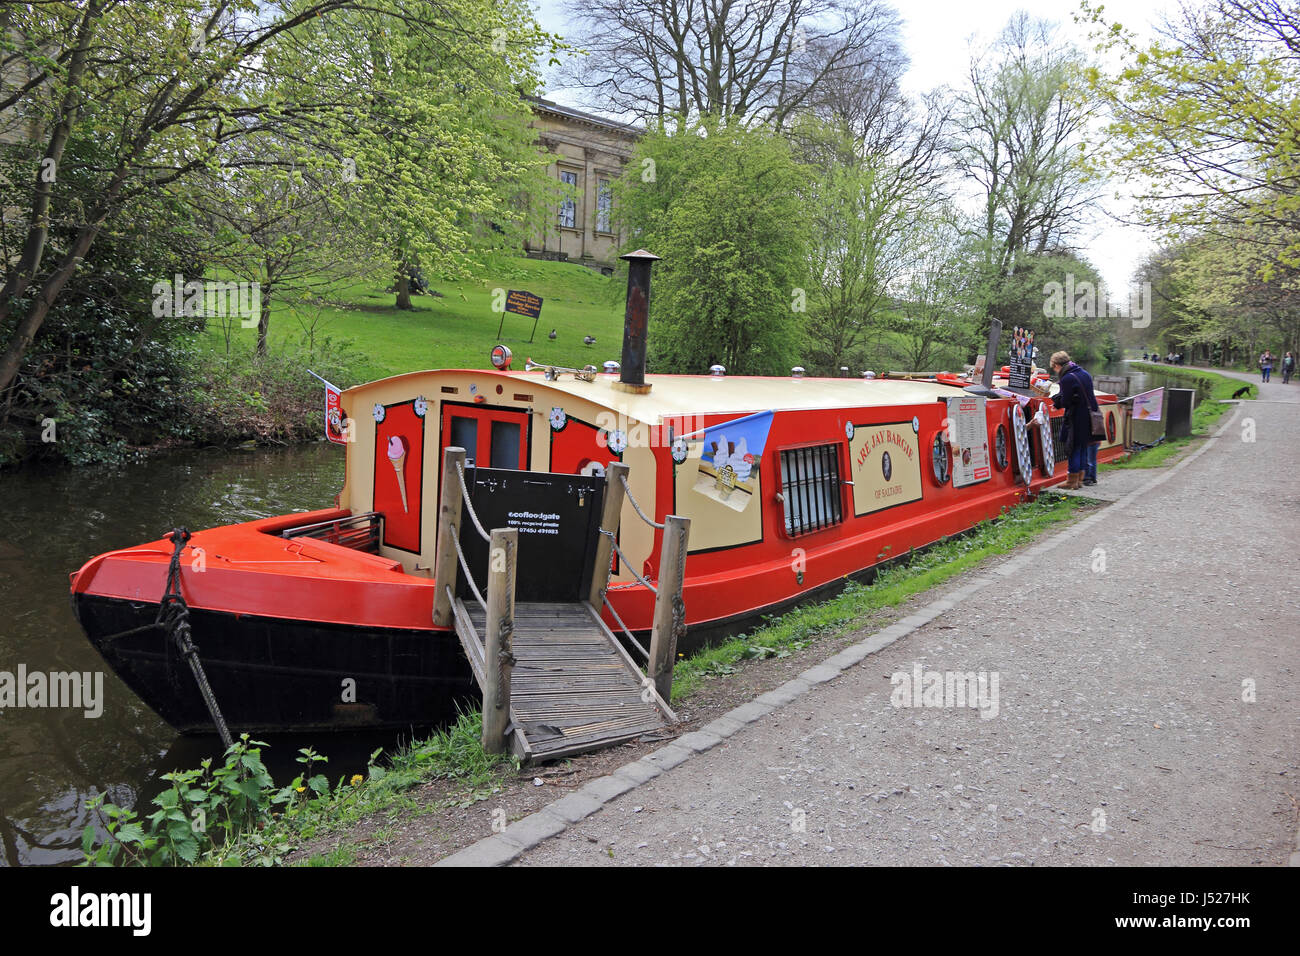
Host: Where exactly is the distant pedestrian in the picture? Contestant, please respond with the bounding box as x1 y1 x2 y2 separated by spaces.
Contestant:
1260 350 1274 383
1283 351 1295 385
1143 352 1149 360
1044 350 1099 490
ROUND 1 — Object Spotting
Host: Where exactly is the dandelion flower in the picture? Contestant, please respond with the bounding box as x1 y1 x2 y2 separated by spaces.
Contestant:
350 774 364 787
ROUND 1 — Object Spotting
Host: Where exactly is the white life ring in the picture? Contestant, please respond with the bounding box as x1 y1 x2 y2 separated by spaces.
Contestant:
1036 408 1056 478
1011 404 1033 485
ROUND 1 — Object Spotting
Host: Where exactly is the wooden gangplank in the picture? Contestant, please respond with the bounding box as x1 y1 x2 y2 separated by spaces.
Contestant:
451 598 675 763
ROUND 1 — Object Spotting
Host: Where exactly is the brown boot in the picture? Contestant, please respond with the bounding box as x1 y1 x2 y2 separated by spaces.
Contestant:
1064 471 1083 489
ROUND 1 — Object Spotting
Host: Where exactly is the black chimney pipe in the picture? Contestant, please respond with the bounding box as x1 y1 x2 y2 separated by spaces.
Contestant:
617 249 660 392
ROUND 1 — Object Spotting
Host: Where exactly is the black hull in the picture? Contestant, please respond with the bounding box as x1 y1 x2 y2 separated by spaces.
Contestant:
74 595 477 734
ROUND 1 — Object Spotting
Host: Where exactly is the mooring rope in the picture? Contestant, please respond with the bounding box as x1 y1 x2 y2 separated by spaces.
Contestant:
156 530 233 749
601 593 650 661
619 474 665 530
451 524 488 613
455 460 490 543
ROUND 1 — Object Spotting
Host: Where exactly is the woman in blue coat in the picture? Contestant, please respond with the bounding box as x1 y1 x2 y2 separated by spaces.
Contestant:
1048 350 1099 490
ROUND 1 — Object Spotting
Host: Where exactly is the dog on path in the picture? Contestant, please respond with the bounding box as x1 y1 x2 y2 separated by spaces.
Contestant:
1231 384 1253 399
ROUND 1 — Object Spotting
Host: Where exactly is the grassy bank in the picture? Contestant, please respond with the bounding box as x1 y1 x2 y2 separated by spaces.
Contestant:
198 254 626 383
1103 364 1243 470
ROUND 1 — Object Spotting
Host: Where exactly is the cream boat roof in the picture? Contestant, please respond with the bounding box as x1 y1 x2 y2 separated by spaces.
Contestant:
343 370 968 423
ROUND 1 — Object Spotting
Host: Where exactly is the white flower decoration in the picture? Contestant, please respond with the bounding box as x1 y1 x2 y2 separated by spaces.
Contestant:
549 406 567 431
607 429 627 455
372 403 386 423
413 396 428 418
844 421 855 440
670 437 688 464
911 416 920 434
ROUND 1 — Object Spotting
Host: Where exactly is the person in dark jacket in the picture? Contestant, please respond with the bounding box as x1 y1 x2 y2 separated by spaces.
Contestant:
1048 350 1099 490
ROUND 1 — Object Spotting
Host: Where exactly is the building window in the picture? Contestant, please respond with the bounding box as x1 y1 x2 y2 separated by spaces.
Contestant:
558 169 578 229
779 444 844 537
596 178 612 233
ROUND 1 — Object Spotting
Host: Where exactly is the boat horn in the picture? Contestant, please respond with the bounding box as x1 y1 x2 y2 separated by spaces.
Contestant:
525 358 598 382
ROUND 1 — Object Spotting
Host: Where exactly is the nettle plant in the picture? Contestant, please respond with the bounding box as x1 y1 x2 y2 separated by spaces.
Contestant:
82 736 349 866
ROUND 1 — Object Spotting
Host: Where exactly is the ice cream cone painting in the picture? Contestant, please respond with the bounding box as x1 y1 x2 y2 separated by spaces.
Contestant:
387 435 409 512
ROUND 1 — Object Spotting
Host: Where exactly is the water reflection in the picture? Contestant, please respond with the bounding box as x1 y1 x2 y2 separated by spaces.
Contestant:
0 442 422 866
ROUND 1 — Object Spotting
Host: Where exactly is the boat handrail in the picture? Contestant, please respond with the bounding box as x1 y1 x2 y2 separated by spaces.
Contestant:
281 511 382 553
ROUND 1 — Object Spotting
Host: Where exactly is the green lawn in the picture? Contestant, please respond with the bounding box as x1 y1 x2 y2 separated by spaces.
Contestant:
199 254 627 385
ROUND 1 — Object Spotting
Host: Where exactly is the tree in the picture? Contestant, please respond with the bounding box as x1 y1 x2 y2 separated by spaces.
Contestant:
949 14 1099 345
558 0 904 129
1083 0 1300 270
889 208 979 372
0 0 556 394
796 100 947 374
614 119 811 374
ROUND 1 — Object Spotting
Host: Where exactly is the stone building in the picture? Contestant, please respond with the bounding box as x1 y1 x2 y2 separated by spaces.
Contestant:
524 97 641 275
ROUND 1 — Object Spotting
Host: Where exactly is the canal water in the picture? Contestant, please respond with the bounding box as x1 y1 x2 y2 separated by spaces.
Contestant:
1095 359 1217 401
0 441 422 866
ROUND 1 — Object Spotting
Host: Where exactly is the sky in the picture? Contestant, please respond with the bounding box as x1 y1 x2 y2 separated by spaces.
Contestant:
529 0 1186 296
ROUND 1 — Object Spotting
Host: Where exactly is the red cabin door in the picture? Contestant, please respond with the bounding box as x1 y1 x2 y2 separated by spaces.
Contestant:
440 402 530 470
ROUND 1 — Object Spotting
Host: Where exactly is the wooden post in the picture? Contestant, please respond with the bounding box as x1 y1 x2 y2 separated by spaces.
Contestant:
431 447 466 628
587 461 630 607
647 515 689 702
482 527 517 754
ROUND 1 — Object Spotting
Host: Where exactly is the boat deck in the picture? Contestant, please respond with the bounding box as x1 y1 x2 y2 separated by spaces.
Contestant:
451 599 674 762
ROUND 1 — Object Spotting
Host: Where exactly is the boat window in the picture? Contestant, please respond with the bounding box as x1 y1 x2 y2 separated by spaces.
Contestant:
779 444 844 537
450 416 478 464
491 420 521 468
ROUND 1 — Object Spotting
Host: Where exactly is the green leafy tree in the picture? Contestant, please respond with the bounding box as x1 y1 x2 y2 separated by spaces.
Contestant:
614 119 812 374
949 14 1099 344
1082 0 1300 270
0 0 558 394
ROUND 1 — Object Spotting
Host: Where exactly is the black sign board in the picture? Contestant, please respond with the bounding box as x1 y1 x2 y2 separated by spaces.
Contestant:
497 289 544 343
457 467 605 603
1007 324 1036 391
505 290 543 318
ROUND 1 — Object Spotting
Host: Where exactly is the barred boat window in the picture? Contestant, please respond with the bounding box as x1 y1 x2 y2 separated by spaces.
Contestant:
780 444 844 537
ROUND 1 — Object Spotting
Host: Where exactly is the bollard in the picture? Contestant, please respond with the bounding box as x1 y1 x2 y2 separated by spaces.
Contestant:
482 527 517 754
647 515 690 702
588 462 629 606
431 447 466 627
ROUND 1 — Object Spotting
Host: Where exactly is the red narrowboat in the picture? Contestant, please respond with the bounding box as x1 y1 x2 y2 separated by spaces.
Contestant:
70 348 1127 734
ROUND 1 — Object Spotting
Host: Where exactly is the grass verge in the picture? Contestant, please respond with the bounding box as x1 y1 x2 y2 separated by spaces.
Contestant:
670 492 1091 702
203 709 517 866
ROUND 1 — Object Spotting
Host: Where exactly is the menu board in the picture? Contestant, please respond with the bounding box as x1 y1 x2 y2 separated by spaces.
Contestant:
946 395 991 488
